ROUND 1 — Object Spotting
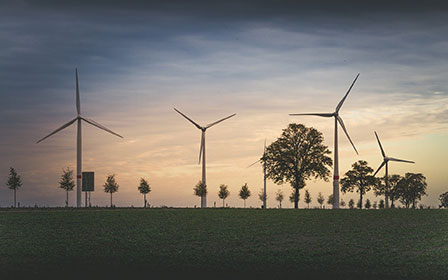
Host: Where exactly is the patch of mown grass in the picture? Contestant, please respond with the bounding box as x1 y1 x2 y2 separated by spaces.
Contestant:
0 208 446 279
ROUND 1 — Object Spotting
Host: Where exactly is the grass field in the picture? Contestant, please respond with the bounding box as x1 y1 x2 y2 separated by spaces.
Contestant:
0 208 447 279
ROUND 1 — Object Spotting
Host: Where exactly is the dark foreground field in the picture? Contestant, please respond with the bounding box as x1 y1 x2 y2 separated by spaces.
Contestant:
0 208 447 279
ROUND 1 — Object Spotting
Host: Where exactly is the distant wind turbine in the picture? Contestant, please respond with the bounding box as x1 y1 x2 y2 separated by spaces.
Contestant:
37 68 123 207
248 139 267 209
174 108 236 208
290 74 360 209
373 131 414 208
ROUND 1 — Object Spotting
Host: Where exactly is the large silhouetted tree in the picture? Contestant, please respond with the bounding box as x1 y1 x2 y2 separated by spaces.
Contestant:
397 173 427 208
218 184 230 207
239 183 251 208
261 123 332 209
341 160 376 209
374 174 402 208
6 167 22 208
104 174 119 207
138 178 151 208
59 167 75 207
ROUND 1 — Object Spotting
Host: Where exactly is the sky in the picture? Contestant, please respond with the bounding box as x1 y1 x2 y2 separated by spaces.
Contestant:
1 0 447 208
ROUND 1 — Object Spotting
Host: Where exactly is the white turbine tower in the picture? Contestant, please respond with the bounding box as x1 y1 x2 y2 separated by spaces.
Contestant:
248 139 267 209
37 68 123 207
373 131 414 208
290 73 360 209
174 108 236 208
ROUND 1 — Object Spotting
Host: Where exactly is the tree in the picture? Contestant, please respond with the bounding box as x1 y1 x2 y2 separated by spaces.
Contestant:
439 191 448 208
138 178 151 208
327 194 334 207
289 189 300 206
239 183 251 208
193 181 207 206
6 167 22 208
304 189 312 208
365 199 371 209
373 201 377 209
397 173 427 208
348 199 355 209
341 160 376 209
104 174 119 207
59 167 75 207
374 174 402 208
218 184 230 208
317 192 325 209
379 199 385 209
261 123 332 209
340 199 346 208
258 188 267 208
275 189 284 208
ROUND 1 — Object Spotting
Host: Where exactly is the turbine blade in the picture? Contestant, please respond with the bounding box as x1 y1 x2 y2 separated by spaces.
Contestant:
289 113 333 117
206 113 236 129
76 68 80 115
373 161 386 177
36 117 77 143
247 159 261 168
173 108 203 130
336 116 358 155
336 73 360 112
374 131 386 157
198 132 204 164
81 117 123 138
388 157 415 164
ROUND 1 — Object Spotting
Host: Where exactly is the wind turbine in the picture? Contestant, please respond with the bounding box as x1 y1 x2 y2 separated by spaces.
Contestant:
174 108 236 208
290 73 360 209
37 68 123 207
248 139 267 209
373 131 414 208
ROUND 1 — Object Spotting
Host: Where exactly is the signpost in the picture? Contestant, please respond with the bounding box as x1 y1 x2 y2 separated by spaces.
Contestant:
82 172 94 207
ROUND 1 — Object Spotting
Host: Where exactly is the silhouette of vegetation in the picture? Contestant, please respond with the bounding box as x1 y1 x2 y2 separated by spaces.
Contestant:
348 199 355 209
258 188 267 208
138 178 151 208
373 201 377 209
397 173 427 208
6 167 22 208
275 189 284 208
440 191 448 208
59 167 75 207
341 160 376 209
289 189 299 205
218 184 230 208
379 199 385 209
365 199 371 209
239 183 251 208
327 194 334 207
104 174 119 207
374 174 402 208
304 189 312 208
317 192 325 208
340 198 346 208
261 123 332 209
193 181 207 204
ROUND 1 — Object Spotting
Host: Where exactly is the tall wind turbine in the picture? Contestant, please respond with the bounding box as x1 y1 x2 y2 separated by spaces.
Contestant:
248 139 267 209
174 108 236 208
290 74 360 209
373 131 414 208
37 68 123 207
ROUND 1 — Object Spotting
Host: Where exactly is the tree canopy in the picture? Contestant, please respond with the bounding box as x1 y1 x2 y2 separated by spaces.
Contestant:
341 160 376 209
275 189 284 208
218 184 230 207
59 168 75 207
239 183 251 207
397 173 427 208
193 181 207 197
261 123 332 208
373 174 402 208
138 178 151 195
439 191 448 208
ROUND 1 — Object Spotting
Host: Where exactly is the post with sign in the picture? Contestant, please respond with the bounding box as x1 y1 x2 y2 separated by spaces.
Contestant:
82 172 94 207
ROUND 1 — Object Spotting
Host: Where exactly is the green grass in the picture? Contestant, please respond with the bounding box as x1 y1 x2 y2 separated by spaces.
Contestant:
0 208 447 279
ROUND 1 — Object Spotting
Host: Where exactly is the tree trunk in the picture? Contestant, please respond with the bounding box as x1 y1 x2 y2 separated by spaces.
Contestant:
359 192 363 209
223 199 225 208
244 199 246 208
144 194 147 208
14 189 16 208
110 193 113 207
391 198 395 208
66 190 69 207
294 187 299 209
